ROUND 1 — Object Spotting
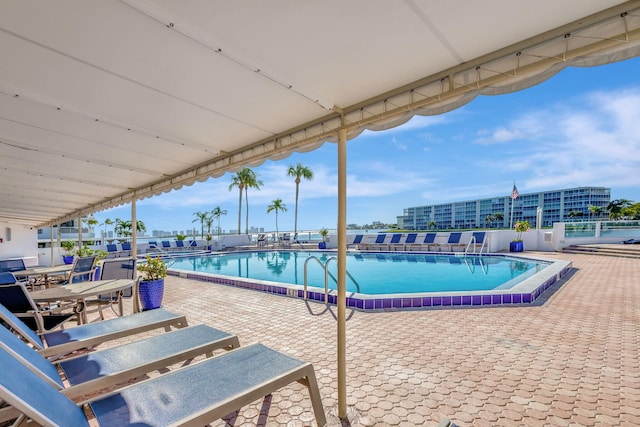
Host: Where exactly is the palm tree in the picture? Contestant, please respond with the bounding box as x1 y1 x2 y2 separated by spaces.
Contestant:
588 204 603 221
493 213 504 228
484 214 494 229
114 219 146 239
568 211 584 221
192 211 210 238
242 169 263 235
100 218 113 241
607 199 632 220
287 163 313 237
267 198 287 239
211 206 228 237
228 172 245 235
229 168 261 235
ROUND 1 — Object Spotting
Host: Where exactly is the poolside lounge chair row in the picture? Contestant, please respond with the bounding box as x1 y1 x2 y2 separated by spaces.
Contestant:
0 303 326 426
348 232 488 253
98 240 210 257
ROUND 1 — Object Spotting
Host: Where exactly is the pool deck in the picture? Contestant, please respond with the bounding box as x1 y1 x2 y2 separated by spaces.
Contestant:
86 250 639 426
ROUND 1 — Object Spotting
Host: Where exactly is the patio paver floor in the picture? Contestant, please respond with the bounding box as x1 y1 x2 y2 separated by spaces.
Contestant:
84 251 639 426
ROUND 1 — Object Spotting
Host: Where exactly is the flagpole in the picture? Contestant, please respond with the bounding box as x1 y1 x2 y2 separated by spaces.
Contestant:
509 182 518 229
510 196 514 229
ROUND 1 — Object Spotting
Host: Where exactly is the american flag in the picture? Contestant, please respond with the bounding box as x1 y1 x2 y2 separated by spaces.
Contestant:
511 184 519 200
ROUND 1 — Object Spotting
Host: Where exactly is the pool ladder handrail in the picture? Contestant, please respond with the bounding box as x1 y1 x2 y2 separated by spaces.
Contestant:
462 256 488 275
464 235 488 256
303 256 359 303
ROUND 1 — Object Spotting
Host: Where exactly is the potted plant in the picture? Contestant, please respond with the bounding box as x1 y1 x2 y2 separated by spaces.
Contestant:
205 233 213 251
61 241 75 264
318 228 328 249
510 220 531 252
137 255 168 310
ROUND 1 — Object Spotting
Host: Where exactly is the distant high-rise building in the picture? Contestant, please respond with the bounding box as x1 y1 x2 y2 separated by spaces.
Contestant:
397 186 611 230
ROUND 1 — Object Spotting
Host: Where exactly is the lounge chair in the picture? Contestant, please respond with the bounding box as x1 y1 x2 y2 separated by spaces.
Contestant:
361 234 386 251
257 233 267 247
437 232 464 252
0 342 326 426
161 240 172 250
280 233 291 248
105 244 119 258
388 234 403 251
403 233 417 250
0 281 78 334
347 234 363 249
0 303 189 360
120 242 132 256
0 321 239 401
406 233 436 251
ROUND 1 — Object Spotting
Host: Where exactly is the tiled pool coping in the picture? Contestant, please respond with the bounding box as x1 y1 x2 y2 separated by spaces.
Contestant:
169 251 572 311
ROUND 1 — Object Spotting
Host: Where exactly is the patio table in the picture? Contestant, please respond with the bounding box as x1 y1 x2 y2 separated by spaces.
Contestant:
30 279 136 324
16 264 73 288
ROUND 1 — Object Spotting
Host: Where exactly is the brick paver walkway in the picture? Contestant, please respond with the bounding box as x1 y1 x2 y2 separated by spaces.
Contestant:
86 251 639 426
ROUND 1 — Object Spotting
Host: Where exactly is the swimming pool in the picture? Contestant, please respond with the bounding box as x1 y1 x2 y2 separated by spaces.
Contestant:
169 250 571 310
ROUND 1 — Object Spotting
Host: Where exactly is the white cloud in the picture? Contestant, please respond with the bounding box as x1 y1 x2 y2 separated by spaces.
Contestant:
512 88 640 191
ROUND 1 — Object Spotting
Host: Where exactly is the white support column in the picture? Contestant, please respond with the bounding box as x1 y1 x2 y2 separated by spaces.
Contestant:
77 215 82 248
132 200 137 262
49 225 54 266
337 127 347 419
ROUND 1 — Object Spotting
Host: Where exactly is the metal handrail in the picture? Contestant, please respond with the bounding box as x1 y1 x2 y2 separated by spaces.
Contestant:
303 256 359 303
304 256 329 303
464 236 488 256
325 257 360 294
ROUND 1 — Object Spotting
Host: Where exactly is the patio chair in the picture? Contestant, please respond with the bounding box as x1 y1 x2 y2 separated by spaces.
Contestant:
85 259 137 320
257 233 267 247
0 258 26 273
0 303 189 360
0 281 78 334
0 342 326 426
60 256 98 284
0 258 29 285
0 321 239 401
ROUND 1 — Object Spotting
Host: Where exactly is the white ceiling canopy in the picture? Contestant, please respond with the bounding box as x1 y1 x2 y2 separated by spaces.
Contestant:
2 0 640 227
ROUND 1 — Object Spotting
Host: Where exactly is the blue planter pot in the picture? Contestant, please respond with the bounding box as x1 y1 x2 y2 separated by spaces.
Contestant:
62 255 75 265
318 242 326 249
138 278 165 310
510 241 524 252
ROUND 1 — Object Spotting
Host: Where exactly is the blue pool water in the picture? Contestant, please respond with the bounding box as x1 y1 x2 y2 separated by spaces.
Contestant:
169 251 548 295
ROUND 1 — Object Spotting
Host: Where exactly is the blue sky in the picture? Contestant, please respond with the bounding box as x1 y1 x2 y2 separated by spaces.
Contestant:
93 57 640 235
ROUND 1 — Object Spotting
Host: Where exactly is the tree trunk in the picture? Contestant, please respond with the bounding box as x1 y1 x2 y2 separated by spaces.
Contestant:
237 186 243 235
294 178 300 235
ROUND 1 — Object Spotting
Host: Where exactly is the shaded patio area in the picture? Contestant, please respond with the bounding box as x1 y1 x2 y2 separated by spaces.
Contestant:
88 250 639 426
